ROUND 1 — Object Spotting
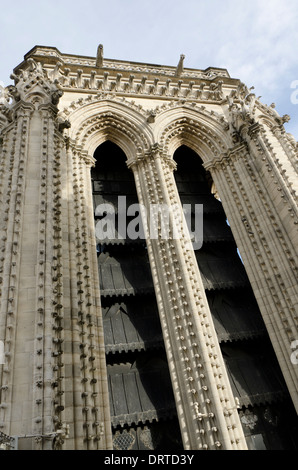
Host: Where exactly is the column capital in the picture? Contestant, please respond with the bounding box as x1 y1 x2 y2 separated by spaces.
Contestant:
12 100 36 119
38 102 59 118
203 142 248 172
126 144 177 172
148 143 177 171
247 121 262 139
66 139 96 167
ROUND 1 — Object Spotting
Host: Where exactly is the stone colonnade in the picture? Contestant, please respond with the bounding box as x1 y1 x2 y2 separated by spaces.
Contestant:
0 62 297 449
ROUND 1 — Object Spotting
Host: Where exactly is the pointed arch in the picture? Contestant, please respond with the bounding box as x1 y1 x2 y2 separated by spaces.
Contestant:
154 105 232 163
65 98 154 160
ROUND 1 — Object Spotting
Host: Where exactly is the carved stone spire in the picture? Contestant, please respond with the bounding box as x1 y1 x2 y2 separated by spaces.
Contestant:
96 44 104 67
175 54 185 77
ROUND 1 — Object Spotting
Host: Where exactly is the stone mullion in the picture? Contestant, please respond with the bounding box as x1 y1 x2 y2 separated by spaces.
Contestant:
232 151 298 334
0 107 32 436
132 158 195 442
220 157 288 345
76 155 97 449
65 146 85 449
131 158 202 446
273 127 298 171
50 130 67 447
144 156 208 446
70 150 91 448
130 151 247 450
237 150 298 316
158 164 216 450
261 127 298 197
153 156 216 450
81 158 113 450
30 108 54 449
230 150 298 411
0 126 15 425
215 151 298 412
130 157 175 369
210 157 298 409
245 133 298 289
157 154 247 450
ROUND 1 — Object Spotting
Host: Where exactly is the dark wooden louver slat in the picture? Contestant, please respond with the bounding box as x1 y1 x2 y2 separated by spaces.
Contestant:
224 349 288 407
102 299 164 354
107 356 178 428
207 289 266 342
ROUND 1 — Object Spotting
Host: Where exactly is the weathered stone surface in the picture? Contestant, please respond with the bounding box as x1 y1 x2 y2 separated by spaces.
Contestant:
0 45 297 450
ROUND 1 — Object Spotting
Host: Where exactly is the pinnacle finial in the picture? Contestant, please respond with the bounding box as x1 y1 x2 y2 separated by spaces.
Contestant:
175 54 185 77
96 44 104 67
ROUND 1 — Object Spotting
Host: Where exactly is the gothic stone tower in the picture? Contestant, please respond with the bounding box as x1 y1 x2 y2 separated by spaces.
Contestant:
0 46 297 450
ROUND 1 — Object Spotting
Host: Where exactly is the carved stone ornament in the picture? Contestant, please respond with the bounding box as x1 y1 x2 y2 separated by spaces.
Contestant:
10 58 64 108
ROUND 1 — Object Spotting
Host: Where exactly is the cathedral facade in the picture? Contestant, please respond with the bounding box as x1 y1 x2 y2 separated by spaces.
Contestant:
0 45 297 450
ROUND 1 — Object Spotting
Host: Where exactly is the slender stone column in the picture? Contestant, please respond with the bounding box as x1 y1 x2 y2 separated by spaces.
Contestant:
204 133 298 414
63 142 112 450
0 101 35 440
81 156 113 451
0 97 64 448
127 145 247 450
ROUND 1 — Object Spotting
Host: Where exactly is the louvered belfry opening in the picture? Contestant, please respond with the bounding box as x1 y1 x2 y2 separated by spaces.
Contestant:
173 145 298 450
92 141 183 451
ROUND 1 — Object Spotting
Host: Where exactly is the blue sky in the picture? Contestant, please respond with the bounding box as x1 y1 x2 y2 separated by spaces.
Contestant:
1 0 297 138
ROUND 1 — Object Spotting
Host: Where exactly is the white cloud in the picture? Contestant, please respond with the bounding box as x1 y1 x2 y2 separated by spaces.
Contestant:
0 0 297 136
213 0 298 83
